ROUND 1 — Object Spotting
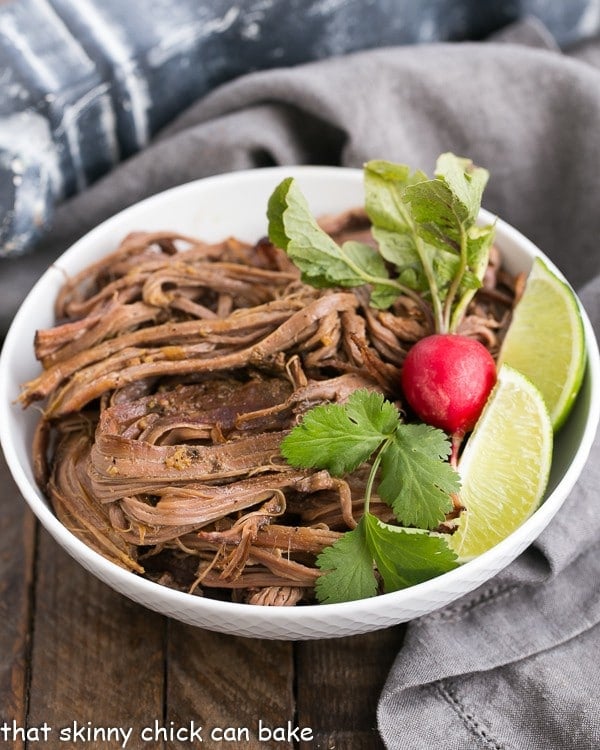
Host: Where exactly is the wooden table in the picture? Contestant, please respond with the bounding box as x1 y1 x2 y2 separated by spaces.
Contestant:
0 448 405 749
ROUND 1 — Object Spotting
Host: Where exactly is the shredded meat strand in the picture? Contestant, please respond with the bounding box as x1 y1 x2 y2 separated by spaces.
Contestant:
21 223 516 606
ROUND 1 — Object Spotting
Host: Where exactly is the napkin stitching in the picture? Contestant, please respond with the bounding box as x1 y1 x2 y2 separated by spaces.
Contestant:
424 582 523 623
436 679 507 750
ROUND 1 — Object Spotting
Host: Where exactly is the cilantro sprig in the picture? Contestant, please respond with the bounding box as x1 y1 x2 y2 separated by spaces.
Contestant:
267 152 496 333
315 516 459 604
281 390 460 603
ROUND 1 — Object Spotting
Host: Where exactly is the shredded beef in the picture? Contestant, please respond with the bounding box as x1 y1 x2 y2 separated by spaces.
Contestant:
21 219 515 606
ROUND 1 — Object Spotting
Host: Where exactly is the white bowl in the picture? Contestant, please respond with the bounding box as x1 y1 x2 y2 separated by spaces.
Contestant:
1 166 599 640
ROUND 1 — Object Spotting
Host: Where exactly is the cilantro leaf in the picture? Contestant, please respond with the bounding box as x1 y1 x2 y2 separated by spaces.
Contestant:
315 519 377 604
315 513 459 603
378 423 459 529
282 392 459 528
344 389 399 435
280 389 398 476
363 513 458 592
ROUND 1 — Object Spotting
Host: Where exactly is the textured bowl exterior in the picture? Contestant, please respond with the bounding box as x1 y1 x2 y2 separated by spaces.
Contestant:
1 167 599 640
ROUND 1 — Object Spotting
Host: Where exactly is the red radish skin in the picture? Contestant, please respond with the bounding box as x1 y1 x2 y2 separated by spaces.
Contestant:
400 334 497 435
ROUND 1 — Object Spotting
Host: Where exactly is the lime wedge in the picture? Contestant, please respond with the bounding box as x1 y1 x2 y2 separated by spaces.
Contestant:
449 365 552 561
497 256 586 431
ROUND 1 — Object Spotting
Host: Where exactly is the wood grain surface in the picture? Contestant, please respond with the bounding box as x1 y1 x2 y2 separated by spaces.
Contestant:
0 450 404 749
0 455 35 750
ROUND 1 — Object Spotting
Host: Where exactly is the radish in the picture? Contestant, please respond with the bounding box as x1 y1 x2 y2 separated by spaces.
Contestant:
400 334 497 436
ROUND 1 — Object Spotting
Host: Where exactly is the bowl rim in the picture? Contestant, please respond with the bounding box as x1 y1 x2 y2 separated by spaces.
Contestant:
1 165 599 628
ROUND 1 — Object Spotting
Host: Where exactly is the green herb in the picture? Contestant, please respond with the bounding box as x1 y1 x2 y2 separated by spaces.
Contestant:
268 153 492 604
281 390 460 603
267 176 411 310
280 389 398 476
401 154 495 331
268 152 496 333
315 513 459 604
314 520 378 604
377 422 460 529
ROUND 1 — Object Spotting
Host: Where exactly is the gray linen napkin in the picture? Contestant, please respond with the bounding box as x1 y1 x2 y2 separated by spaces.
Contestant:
378 277 600 750
2 20 600 749
376 28 600 750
